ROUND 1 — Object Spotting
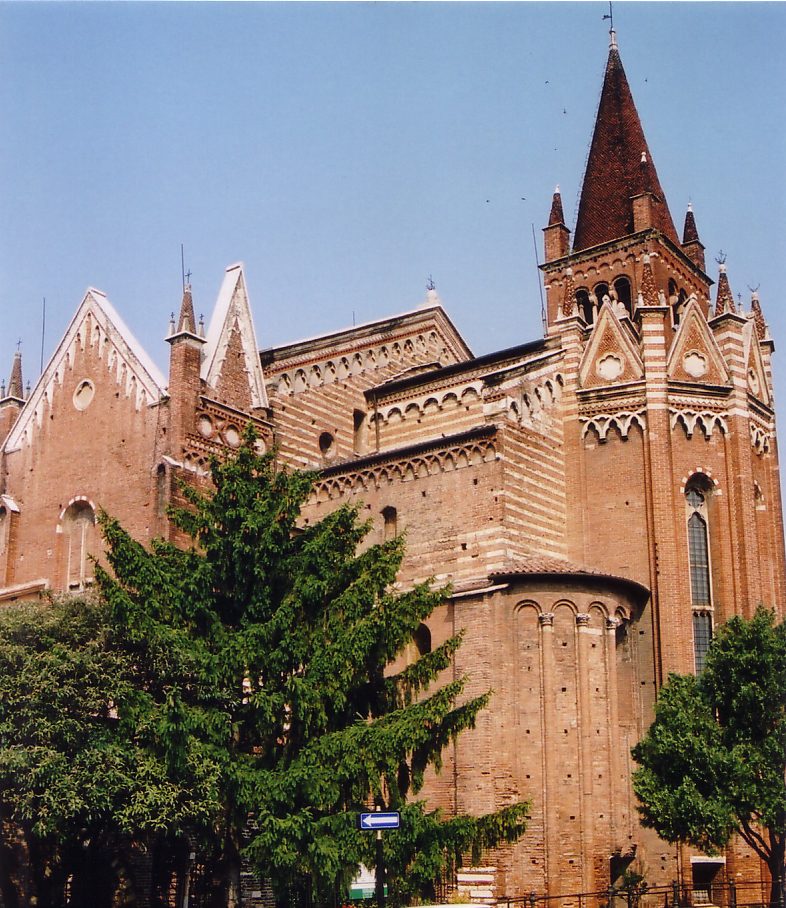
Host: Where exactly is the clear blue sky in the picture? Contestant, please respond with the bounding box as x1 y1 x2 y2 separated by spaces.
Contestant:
1 2 784 413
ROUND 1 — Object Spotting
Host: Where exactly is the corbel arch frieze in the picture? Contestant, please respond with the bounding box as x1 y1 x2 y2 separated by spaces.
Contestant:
377 381 484 424
581 409 646 442
270 331 446 397
670 408 728 440
750 423 771 454
310 437 497 501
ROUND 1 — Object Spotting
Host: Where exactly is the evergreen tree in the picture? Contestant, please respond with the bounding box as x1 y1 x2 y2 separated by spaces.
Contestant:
97 427 529 905
632 608 786 908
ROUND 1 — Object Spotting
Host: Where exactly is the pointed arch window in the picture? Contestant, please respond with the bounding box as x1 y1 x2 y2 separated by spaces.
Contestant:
62 500 96 591
685 480 714 672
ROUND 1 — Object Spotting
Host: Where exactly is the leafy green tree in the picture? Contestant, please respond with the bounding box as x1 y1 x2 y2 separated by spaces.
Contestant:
0 596 211 907
632 608 786 908
96 427 529 905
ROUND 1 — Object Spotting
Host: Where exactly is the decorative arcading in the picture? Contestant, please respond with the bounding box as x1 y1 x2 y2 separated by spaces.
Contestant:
581 409 646 442
750 423 771 455
669 408 728 439
271 331 444 396
311 435 497 501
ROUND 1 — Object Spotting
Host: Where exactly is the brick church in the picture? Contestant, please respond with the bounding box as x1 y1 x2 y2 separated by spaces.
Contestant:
1 30 783 902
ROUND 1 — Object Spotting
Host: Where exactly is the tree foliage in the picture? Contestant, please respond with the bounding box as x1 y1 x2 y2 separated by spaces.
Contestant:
0 596 209 906
90 426 529 903
632 607 785 908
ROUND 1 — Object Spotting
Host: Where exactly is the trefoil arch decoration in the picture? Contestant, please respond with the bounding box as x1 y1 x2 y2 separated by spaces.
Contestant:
670 408 728 440
581 409 646 443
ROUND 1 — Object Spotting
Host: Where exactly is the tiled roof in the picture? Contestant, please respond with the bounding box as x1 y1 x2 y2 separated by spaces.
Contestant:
573 43 678 252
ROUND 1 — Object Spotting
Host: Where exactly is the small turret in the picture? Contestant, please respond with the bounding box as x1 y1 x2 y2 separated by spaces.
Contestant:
543 186 571 262
681 203 706 273
1 351 26 446
714 263 736 317
166 283 206 456
750 291 767 342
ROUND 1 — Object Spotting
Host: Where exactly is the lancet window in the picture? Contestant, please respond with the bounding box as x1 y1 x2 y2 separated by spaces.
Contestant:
685 478 713 672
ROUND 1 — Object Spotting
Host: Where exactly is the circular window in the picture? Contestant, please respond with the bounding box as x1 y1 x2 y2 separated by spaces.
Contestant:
224 425 241 448
73 380 95 411
198 415 214 438
319 432 336 458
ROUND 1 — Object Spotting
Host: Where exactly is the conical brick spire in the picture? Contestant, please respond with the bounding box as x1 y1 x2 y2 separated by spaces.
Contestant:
6 351 23 400
750 292 766 341
681 202 706 272
573 37 678 252
682 204 700 245
714 264 735 317
561 268 576 319
177 284 196 336
639 254 658 308
549 186 566 226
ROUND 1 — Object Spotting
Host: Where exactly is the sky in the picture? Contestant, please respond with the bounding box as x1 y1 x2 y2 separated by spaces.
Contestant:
1 2 785 418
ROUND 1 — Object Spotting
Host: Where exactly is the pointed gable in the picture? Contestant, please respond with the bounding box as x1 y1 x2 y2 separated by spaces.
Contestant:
578 303 644 389
573 35 678 252
667 299 730 386
201 263 268 411
743 319 770 406
3 289 166 452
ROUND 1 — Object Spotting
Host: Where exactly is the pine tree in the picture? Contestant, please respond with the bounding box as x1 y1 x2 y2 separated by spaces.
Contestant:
97 426 529 904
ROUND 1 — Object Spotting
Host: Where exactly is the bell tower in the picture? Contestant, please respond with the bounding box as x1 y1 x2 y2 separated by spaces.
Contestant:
542 29 713 332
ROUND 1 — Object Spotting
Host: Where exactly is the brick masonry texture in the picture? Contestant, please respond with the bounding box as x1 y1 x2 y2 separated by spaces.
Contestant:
0 35 784 903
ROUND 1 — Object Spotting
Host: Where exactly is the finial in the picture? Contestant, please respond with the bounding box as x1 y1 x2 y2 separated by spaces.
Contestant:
427 275 435 292
609 27 617 50
555 184 560 194
169 312 176 335
199 315 205 339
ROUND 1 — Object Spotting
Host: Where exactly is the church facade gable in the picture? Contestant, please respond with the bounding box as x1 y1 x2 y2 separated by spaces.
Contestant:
667 299 730 386
201 264 268 412
577 302 644 390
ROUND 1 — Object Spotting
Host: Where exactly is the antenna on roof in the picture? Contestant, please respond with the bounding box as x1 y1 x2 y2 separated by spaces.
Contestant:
40 297 46 374
531 223 547 337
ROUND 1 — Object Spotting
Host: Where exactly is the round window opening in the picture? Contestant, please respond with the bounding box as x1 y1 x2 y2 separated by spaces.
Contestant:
319 432 336 457
73 380 95 411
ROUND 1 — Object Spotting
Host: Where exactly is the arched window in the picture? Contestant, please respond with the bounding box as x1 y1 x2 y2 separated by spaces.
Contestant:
576 289 592 323
685 479 713 672
382 506 398 541
613 277 632 316
353 409 366 455
62 500 96 591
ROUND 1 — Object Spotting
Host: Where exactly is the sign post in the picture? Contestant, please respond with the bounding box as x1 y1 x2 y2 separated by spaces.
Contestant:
357 810 400 908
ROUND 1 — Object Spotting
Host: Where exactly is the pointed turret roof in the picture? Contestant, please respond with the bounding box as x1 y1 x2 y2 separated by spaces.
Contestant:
573 33 678 252
178 284 196 335
682 203 700 245
548 186 566 226
714 264 736 316
6 351 23 400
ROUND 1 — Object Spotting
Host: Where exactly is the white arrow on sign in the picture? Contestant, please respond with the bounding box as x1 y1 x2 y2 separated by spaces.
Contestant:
359 812 400 830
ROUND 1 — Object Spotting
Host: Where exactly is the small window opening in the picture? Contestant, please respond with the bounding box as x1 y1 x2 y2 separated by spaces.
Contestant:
382 506 397 541
353 409 366 455
614 277 632 316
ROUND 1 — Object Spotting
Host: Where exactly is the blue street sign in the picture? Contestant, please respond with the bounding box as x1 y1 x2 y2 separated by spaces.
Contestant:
358 812 400 830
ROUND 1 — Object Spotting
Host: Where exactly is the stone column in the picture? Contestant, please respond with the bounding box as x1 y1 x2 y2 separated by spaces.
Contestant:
605 616 623 846
576 613 595 895
539 612 559 895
